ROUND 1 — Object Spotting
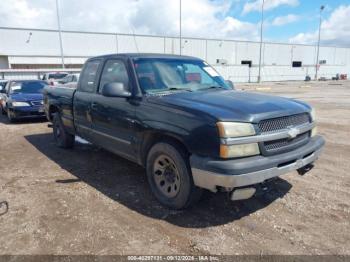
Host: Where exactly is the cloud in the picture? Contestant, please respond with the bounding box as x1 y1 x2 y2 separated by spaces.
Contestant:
270 14 299 26
242 0 299 15
0 0 259 41
289 5 350 46
0 0 54 28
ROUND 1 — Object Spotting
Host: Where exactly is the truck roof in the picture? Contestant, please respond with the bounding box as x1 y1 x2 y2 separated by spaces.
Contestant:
88 53 202 61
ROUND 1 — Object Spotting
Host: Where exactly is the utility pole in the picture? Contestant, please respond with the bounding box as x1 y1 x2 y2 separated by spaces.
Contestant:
257 0 265 83
315 5 325 81
179 0 182 55
55 0 65 68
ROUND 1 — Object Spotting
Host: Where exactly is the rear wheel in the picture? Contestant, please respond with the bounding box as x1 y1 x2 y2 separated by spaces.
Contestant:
53 113 74 148
1 105 6 115
146 142 202 209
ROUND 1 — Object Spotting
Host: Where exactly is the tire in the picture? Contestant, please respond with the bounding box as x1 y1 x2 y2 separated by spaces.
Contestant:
146 142 202 209
53 113 74 148
7 109 15 123
1 106 5 115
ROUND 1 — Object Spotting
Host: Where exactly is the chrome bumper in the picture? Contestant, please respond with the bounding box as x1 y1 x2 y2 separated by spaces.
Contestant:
190 136 325 193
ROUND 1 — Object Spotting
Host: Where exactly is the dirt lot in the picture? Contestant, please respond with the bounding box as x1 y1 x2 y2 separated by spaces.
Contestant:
0 81 349 255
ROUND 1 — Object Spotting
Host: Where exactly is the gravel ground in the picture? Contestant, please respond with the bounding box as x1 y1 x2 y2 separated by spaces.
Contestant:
0 80 349 255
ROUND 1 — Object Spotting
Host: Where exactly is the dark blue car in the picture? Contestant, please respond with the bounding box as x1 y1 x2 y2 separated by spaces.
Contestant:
0 80 48 122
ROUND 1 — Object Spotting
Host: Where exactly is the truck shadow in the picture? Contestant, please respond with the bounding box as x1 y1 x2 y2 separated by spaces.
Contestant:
0 114 47 125
25 133 292 228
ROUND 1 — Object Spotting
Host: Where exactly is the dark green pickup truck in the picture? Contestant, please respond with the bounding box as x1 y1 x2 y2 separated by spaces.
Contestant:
44 53 324 209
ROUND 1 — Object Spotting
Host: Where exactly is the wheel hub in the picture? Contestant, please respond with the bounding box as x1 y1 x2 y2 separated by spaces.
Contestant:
153 155 180 198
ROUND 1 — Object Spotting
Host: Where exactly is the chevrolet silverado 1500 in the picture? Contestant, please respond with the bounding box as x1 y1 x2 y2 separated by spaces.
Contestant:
43 53 325 209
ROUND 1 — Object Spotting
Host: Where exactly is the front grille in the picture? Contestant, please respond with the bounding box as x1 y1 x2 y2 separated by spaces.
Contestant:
264 132 310 152
258 113 310 134
258 113 311 155
31 100 43 106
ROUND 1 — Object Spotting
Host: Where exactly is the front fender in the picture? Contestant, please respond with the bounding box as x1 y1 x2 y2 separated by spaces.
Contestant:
142 120 191 142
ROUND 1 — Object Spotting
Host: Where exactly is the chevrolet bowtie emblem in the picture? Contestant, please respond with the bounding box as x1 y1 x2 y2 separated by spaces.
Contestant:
287 127 299 138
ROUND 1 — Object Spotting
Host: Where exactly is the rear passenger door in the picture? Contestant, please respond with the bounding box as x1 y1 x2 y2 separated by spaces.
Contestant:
73 59 101 141
89 58 137 160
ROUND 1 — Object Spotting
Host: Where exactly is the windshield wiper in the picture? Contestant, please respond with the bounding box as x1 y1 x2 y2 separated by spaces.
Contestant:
166 87 192 92
200 85 225 90
209 85 224 89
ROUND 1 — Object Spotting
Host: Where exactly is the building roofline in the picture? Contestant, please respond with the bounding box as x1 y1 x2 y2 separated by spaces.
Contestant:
1 26 349 49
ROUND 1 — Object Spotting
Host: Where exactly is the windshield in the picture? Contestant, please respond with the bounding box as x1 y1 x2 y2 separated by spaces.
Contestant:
133 58 229 94
48 73 68 79
10 81 47 94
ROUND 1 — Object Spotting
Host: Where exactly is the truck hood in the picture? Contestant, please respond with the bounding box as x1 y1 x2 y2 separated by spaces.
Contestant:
146 90 311 123
10 93 43 102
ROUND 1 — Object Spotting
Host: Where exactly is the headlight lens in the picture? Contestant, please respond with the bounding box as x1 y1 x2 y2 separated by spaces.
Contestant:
310 108 316 122
12 101 30 107
217 122 255 138
220 143 260 158
311 126 317 137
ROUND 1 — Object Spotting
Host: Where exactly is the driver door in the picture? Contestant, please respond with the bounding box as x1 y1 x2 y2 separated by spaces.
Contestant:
89 58 137 160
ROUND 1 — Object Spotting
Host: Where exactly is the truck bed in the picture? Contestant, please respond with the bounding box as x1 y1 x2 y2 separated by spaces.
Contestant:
43 86 76 133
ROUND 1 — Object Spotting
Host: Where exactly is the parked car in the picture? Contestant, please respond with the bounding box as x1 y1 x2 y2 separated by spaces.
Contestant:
1 80 48 122
0 80 8 112
58 73 79 89
44 53 325 209
42 72 69 86
58 73 80 84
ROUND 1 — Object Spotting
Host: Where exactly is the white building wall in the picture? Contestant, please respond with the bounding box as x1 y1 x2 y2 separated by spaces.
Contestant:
206 40 236 65
0 28 61 56
181 38 207 61
263 43 291 65
1 27 350 82
291 45 316 65
62 32 117 56
235 42 260 65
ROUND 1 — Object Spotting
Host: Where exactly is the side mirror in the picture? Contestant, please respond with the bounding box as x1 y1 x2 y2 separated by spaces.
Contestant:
225 80 235 90
102 82 131 98
0 89 6 94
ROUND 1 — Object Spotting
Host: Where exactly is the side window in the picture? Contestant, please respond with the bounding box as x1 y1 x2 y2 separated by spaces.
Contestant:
99 59 129 93
79 60 101 93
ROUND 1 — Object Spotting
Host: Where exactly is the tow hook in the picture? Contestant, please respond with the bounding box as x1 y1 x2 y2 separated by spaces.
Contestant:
297 163 314 176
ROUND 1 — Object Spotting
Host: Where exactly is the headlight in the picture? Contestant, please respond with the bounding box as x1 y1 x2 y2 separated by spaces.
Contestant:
310 108 316 122
12 101 30 107
220 143 260 158
217 122 255 138
311 126 317 137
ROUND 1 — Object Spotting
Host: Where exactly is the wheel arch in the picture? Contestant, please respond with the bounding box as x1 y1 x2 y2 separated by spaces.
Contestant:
48 104 60 121
140 131 191 167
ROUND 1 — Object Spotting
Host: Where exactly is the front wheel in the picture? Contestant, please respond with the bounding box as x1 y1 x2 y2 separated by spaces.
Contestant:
53 113 74 148
146 142 202 209
7 109 15 123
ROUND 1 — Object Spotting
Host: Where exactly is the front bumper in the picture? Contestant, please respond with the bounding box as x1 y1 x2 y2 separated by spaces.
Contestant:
9 106 46 119
190 135 325 193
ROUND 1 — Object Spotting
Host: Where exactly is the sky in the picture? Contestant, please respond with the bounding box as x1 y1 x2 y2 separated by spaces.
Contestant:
0 0 349 46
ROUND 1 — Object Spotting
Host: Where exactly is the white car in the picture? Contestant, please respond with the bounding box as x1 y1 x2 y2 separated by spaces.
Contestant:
42 72 69 86
58 73 80 88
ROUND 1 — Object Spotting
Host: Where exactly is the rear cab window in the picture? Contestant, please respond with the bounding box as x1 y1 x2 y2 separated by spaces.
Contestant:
78 60 101 93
